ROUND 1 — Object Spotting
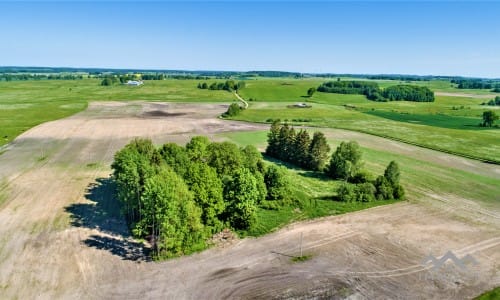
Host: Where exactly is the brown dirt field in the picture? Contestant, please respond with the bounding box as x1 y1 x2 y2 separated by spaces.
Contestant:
0 102 498 299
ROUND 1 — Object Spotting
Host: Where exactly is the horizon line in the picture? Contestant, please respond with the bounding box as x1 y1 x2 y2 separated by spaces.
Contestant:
1 65 499 80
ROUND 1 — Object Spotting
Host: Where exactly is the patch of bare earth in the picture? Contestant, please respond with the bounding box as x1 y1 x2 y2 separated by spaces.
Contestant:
0 101 498 299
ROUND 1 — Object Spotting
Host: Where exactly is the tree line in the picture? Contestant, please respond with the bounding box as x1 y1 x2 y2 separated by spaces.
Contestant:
317 80 379 96
197 80 246 92
266 121 331 171
0 74 85 81
316 80 434 102
381 85 435 102
111 137 290 259
451 79 500 91
266 122 405 202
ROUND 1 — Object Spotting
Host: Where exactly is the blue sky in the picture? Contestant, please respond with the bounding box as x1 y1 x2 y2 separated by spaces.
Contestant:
1 1 499 77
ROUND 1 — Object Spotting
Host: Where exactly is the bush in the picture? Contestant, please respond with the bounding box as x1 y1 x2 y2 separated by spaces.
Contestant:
264 165 290 200
326 141 362 180
374 175 394 200
355 183 376 202
337 182 356 202
223 103 243 117
350 170 374 183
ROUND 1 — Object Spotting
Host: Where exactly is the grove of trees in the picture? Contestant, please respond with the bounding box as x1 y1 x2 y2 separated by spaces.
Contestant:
326 141 405 202
265 122 405 203
198 80 246 92
222 103 243 117
112 137 290 259
317 80 379 96
266 120 331 171
451 79 500 90
316 80 434 102
482 110 499 127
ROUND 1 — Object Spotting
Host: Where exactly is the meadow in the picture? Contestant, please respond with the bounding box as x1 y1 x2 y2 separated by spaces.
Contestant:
234 79 500 163
222 129 500 236
1 77 499 164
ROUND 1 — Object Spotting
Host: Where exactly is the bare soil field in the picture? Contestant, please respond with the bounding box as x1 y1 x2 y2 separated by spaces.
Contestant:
0 102 498 299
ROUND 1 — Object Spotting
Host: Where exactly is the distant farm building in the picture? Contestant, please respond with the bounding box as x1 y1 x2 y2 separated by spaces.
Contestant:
125 80 143 86
287 103 312 108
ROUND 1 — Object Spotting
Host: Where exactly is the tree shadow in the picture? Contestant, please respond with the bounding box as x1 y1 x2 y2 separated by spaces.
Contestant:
65 177 150 261
84 234 151 262
298 170 332 182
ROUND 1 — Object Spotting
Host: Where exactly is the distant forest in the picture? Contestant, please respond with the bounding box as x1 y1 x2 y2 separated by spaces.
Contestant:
451 79 500 91
1 66 498 82
317 80 435 102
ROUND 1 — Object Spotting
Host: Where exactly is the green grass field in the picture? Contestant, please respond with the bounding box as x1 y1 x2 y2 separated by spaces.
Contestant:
1 77 499 164
230 92 500 163
221 130 500 236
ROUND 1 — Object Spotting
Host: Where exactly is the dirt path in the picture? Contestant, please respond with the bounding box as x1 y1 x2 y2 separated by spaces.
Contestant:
435 92 496 99
0 101 498 299
234 92 249 109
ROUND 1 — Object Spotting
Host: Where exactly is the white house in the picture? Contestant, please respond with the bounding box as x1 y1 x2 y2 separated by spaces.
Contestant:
125 80 143 86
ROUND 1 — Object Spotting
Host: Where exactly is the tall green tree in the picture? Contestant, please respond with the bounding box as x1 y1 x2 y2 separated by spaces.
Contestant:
138 168 205 258
278 123 295 161
111 138 160 225
241 145 265 174
374 175 394 200
293 130 311 167
266 120 282 157
184 162 225 232
307 132 331 171
264 165 290 200
482 110 499 127
159 143 191 178
384 161 400 187
307 87 316 97
326 141 363 180
223 168 260 229
186 136 210 162
383 161 405 200
207 142 244 177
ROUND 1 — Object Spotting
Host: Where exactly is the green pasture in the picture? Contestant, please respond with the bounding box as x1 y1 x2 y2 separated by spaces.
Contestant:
230 92 500 162
222 130 500 205
221 130 499 236
1 77 499 164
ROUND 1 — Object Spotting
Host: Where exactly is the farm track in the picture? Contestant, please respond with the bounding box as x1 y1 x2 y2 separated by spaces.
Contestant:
0 101 498 299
